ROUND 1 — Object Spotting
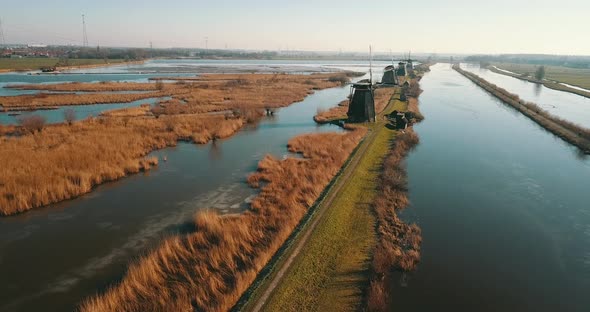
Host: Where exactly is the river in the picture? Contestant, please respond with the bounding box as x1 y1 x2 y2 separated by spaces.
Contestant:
0 60 391 311
390 64 590 311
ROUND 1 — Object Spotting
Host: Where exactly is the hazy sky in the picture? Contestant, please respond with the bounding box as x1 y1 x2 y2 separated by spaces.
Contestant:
1 0 588 55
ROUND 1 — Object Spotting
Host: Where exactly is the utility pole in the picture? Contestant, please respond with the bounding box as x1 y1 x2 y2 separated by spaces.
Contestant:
0 17 6 46
369 45 373 85
205 36 208 51
82 14 89 47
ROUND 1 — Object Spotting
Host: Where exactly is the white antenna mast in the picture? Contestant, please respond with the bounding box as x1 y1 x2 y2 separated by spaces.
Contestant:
0 17 6 46
369 45 373 85
82 14 88 47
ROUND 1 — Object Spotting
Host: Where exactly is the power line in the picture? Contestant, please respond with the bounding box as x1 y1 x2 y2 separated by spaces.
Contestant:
82 14 88 47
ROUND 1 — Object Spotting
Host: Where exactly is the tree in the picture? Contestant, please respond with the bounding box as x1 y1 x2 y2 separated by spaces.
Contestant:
64 109 76 125
535 66 546 81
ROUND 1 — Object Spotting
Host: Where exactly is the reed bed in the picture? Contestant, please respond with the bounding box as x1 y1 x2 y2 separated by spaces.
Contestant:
366 131 421 311
80 128 367 312
0 91 168 110
0 73 343 112
0 114 244 215
366 66 429 311
454 65 590 153
7 81 159 92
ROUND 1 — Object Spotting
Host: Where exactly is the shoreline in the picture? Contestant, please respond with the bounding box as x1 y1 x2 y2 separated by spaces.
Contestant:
454 64 590 154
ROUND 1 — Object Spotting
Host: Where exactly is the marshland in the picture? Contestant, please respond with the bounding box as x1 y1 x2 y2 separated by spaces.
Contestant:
3 2 590 310
0 59 390 311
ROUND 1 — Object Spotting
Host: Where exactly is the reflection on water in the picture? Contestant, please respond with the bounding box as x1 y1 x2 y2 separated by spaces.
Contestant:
208 139 223 161
534 82 542 96
391 64 590 312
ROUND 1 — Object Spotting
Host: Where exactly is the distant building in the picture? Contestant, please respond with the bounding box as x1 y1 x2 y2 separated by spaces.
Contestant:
347 82 376 122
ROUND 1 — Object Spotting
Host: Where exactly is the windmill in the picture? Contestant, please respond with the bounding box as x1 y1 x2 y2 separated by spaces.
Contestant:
381 49 398 85
347 45 376 123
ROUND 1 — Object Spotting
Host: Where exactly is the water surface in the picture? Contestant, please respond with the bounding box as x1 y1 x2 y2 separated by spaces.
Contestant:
391 64 590 312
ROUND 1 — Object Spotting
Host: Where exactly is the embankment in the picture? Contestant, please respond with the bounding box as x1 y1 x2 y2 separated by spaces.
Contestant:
486 65 590 99
366 131 421 311
454 64 590 154
79 128 367 312
365 72 427 311
247 65 432 311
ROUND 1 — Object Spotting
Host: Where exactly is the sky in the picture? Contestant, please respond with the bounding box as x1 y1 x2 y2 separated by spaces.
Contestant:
1 0 589 55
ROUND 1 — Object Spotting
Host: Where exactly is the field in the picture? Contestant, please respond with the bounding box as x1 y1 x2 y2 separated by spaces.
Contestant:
494 63 590 90
0 58 127 71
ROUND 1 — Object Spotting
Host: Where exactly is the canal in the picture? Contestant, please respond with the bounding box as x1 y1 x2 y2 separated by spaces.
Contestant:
391 64 590 311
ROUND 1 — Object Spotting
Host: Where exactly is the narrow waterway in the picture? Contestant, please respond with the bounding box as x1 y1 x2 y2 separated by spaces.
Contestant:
461 63 590 128
391 64 590 311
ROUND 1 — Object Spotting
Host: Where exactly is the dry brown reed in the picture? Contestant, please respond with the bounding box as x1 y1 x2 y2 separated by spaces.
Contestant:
7 81 159 92
366 131 421 312
80 128 367 312
0 91 168 110
0 114 247 215
1 73 353 215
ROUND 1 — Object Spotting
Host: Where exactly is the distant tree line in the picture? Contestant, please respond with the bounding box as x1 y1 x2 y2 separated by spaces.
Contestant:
58 47 279 61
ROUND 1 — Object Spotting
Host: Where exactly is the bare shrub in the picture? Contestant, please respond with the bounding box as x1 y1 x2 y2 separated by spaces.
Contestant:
155 80 164 91
328 74 349 85
17 115 46 134
64 109 76 125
